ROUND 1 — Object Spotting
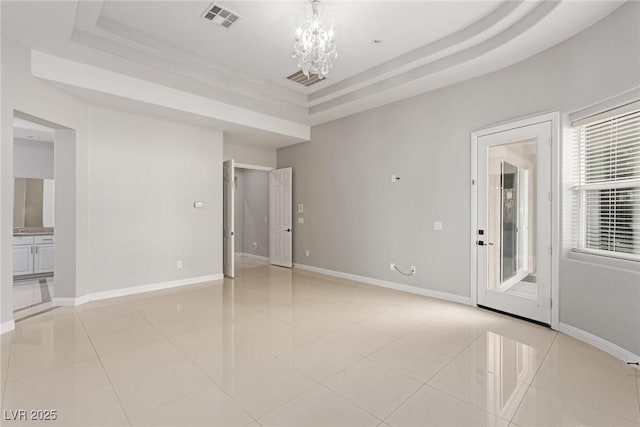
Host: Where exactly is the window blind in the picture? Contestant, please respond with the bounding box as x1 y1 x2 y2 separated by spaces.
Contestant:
575 103 640 260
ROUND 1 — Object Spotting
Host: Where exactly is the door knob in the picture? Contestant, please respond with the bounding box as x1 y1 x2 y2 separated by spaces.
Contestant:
285 228 292 232
477 241 494 246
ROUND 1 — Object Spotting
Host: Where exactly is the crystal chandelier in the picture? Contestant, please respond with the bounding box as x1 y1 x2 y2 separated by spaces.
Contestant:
292 0 337 78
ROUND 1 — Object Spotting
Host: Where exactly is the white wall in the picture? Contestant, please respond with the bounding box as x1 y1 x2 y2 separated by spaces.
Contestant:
224 138 277 168
88 106 223 292
13 138 54 178
2 35 89 325
2 35 226 328
278 3 640 357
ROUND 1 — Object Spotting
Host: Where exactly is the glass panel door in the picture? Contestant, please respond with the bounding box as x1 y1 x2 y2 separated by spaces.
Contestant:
477 122 552 324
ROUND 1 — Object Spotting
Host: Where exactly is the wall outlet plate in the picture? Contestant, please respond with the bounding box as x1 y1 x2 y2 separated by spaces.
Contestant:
410 265 417 274
306 249 310 257
297 203 304 213
298 217 304 224
433 221 443 231
390 262 395 271
177 260 183 269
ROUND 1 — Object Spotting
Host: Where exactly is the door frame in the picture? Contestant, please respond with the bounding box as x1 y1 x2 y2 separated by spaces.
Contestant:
222 160 274 275
470 112 560 330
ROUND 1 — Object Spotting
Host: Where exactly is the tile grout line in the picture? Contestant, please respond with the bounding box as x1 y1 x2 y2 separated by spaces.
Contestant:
1 330 16 411
379 320 495 423
75 307 134 427
505 330 560 424
525 331 640 424
126 294 264 426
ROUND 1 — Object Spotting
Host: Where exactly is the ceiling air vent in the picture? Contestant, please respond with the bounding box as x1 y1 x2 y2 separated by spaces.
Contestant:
286 70 325 87
202 3 241 29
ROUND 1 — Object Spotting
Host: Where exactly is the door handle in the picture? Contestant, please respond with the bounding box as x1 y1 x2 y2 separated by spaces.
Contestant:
285 228 292 232
477 241 494 246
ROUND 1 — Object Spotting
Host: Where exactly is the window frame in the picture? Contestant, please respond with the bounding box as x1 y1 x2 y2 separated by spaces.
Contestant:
571 102 640 263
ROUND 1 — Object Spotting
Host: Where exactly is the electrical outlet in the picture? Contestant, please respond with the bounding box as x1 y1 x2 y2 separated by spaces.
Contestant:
298 217 304 224
252 242 258 248
176 260 183 269
390 262 395 271
433 221 443 231
305 249 310 257
410 265 417 274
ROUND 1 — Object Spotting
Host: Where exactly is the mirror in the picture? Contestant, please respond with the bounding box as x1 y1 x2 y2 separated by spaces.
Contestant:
14 178 55 228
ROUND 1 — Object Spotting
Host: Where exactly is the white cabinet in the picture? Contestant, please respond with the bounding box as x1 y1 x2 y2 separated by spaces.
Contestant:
13 245 34 276
13 235 54 277
34 245 55 274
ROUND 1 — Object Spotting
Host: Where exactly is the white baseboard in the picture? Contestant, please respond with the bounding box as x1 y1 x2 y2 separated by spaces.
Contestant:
53 274 223 307
294 263 471 306
236 253 270 262
0 320 15 335
558 322 640 366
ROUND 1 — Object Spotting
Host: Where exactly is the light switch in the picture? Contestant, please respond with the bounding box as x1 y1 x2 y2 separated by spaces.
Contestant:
433 221 443 231
298 217 304 224
297 203 304 213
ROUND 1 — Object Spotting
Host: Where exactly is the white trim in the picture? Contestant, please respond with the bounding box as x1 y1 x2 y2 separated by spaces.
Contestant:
52 274 223 307
567 249 640 272
235 163 274 172
559 322 640 367
236 252 270 262
0 320 15 335
568 86 640 125
294 263 471 306
470 112 560 330
550 112 561 331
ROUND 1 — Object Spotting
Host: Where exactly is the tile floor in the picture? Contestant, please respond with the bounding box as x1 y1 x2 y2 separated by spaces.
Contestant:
13 277 54 309
1 265 638 426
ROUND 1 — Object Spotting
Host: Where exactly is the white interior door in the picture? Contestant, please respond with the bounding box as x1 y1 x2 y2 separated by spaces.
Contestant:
476 121 552 324
270 167 292 267
223 159 235 278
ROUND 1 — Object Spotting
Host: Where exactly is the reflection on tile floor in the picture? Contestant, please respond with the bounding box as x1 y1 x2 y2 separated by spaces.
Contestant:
235 254 270 271
1 265 638 426
13 277 54 321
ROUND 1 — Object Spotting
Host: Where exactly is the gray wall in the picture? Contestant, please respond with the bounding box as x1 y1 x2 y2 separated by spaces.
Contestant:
278 3 640 356
234 170 244 254
14 138 54 178
234 168 269 258
88 105 223 292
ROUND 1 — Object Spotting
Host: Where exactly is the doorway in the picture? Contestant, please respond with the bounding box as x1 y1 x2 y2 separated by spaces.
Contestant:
222 161 292 278
471 116 557 325
234 166 270 270
12 115 56 319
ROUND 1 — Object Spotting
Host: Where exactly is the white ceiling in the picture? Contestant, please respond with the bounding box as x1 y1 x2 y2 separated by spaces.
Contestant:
13 118 56 143
97 1 502 91
1 1 626 147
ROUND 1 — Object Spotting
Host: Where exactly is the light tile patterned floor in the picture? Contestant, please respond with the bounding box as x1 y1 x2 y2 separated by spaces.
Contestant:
1 265 638 426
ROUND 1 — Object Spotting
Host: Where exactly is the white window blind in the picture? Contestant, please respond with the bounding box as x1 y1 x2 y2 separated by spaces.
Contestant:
574 102 640 261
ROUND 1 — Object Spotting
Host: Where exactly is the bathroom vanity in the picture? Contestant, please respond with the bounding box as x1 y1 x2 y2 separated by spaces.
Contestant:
13 230 54 278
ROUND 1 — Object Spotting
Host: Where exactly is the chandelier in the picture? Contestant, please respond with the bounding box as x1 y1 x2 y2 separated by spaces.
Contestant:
292 0 337 78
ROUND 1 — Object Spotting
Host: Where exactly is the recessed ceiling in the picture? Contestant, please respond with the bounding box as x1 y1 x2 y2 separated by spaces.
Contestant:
96 1 502 91
0 0 626 145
